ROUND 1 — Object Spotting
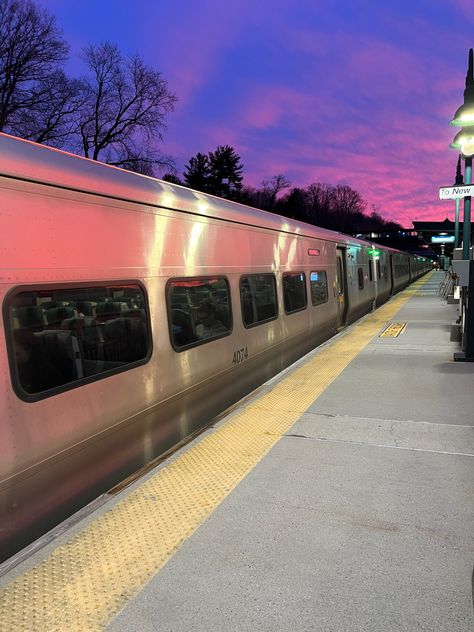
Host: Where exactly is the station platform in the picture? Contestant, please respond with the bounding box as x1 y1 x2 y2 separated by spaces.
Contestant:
1 271 473 631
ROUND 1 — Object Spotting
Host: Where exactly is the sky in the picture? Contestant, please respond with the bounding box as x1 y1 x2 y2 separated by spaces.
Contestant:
38 0 473 227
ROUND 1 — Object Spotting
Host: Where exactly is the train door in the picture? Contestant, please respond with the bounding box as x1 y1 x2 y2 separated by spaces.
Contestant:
389 254 394 294
336 248 348 328
371 255 378 304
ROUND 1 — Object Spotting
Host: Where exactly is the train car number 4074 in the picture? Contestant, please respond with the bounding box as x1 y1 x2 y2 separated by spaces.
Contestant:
232 347 248 365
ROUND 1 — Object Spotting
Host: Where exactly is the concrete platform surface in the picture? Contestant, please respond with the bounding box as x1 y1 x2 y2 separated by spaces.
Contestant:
105 274 474 631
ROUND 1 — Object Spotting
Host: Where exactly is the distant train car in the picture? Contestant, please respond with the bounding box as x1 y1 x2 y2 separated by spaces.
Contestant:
0 134 431 561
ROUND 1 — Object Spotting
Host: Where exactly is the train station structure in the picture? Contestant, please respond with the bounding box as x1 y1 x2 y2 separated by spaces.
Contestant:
1 271 473 631
353 217 474 261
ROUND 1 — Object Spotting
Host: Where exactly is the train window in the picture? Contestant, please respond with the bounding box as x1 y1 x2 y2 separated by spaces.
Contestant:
240 274 278 328
358 268 364 290
310 271 328 306
6 283 151 400
368 261 373 282
384 265 388 282
283 272 307 314
376 260 381 279
167 277 231 350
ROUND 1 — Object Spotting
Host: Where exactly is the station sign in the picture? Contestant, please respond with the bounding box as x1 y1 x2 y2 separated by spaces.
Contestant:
439 184 474 200
431 235 455 244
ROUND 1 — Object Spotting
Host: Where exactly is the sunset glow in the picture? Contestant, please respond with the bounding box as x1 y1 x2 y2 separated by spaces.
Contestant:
38 0 473 226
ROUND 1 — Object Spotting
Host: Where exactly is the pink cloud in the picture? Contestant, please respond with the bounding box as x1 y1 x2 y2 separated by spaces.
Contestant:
147 4 470 227
238 86 315 130
141 0 295 106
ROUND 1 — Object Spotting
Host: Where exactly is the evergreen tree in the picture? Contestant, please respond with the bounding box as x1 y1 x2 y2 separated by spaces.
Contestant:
162 172 183 185
183 152 210 192
208 145 243 199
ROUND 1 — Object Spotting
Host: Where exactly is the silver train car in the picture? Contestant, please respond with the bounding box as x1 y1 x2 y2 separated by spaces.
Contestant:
0 134 431 561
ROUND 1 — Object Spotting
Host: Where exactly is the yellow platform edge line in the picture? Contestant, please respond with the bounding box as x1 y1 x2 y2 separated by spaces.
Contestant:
0 273 433 632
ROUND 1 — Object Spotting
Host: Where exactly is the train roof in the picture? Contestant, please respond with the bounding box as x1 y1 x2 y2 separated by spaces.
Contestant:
0 133 410 256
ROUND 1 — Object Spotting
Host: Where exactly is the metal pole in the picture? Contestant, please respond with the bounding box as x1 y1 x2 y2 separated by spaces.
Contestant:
462 157 472 260
454 198 460 248
454 155 463 250
456 157 473 361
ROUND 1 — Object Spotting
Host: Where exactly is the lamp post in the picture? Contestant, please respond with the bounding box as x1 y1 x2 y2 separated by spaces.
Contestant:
450 48 474 260
450 48 474 361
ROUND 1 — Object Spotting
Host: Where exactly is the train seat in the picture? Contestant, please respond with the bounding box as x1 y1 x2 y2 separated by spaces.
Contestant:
19 330 84 392
123 308 145 319
15 306 47 331
61 317 104 369
171 308 197 347
242 296 253 324
95 301 129 321
75 301 97 318
118 297 136 307
103 317 147 364
46 306 78 329
171 288 188 306
40 301 60 311
193 288 210 304
214 304 231 329
257 303 276 321
213 289 228 302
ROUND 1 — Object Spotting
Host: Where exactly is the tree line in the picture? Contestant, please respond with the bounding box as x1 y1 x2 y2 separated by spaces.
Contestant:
0 0 400 233
166 149 401 233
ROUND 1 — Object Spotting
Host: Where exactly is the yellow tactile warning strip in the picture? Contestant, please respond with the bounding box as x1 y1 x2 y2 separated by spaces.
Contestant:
0 273 433 632
380 322 407 337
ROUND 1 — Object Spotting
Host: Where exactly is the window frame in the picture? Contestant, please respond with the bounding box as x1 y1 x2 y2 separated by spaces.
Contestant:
3 280 153 403
166 276 233 352
358 267 364 290
282 271 308 315
239 273 278 329
309 270 329 307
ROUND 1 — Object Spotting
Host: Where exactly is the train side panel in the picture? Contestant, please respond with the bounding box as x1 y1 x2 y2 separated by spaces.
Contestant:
0 178 343 558
0 134 432 561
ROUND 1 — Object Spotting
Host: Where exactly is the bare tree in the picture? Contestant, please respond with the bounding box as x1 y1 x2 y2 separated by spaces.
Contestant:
8 70 82 145
331 185 366 217
329 185 367 232
305 182 333 225
259 174 291 210
76 42 177 174
0 0 68 133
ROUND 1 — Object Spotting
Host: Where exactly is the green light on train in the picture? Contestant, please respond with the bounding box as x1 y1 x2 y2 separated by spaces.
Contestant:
368 248 381 257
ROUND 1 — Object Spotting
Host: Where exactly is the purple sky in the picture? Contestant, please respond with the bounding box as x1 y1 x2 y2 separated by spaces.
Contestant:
39 0 473 226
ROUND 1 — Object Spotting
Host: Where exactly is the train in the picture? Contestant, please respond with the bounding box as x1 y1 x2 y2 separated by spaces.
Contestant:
0 133 431 562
